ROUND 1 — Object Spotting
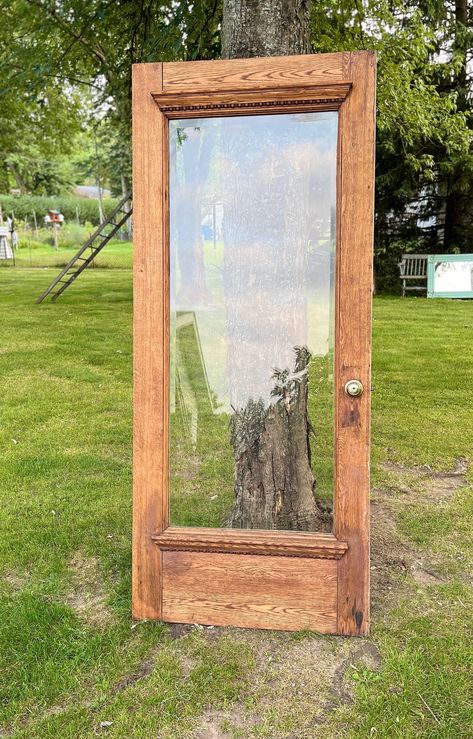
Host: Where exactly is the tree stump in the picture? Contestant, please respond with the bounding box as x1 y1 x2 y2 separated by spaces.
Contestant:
227 347 322 530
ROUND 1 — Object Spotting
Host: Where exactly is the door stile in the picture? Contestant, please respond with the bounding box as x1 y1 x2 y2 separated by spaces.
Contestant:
334 51 376 636
132 62 167 620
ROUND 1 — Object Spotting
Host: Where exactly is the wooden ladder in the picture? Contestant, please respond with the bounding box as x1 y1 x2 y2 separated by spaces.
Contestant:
36 194 132 303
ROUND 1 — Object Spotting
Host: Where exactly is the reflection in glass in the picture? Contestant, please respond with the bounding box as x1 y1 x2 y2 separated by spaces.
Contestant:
169 112 338 531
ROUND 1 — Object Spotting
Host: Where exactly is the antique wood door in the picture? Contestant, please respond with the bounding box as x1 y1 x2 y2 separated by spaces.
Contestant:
132 52 376 636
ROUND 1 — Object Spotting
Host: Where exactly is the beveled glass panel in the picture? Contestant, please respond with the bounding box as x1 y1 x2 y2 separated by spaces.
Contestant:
169 112 337 530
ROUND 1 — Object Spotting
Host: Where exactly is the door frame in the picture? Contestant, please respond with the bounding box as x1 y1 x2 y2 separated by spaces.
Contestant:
132 51 376 636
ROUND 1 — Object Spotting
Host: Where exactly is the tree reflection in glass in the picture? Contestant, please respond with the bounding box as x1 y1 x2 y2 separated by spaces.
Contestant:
169 112 337 531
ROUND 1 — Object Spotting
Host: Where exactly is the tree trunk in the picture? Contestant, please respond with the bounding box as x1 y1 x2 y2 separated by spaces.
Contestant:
222 0 311 58
227 348 320 530
443 188 470 252
8 163 28 193
221 0 322 530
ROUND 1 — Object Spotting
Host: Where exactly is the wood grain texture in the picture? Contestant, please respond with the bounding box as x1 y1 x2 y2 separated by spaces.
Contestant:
162 551 338 632
153 82 351 116
132 62 167 620
162 53 349 93
132 52 376 634
153 527 348 559
334 51 376 636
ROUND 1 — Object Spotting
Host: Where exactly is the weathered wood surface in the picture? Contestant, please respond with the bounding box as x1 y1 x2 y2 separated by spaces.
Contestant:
162 53 350 93
162 551 338 632
334 51 376 636
132 51 375 635
399 254 428 296
132 62 167 620
153 527 348 559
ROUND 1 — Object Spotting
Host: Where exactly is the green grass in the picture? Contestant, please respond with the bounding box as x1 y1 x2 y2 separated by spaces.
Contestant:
371 296 473 469
2 239 132 268
0 271 472 737
338 583 473 738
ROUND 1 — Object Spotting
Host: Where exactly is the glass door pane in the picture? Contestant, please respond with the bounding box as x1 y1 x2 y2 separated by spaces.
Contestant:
169 111 337 531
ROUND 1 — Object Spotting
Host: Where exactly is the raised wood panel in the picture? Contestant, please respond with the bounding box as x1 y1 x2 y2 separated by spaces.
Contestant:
162 551 338 632
162 53 349 93
132 62 166 620
154 527 347 559
334 51 376 635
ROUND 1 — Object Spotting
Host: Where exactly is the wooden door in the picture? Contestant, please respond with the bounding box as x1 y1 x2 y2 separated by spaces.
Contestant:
132 52 376 636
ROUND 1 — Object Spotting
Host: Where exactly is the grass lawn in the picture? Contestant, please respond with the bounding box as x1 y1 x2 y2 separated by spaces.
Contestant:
2 240 132 269
0 268 472 737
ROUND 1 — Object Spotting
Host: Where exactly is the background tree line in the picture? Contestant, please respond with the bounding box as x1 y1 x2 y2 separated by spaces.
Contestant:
0 0 471 288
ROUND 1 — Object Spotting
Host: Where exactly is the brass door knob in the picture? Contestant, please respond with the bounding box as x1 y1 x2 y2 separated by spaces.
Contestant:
344 379 364 397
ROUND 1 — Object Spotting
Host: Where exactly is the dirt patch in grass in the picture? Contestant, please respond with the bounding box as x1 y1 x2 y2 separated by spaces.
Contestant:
193 705 258 739
380 456 468 503
112 657 155 695
370 495 447 609
370 497 412 611
410 563 444 586
169 623 194 640
189 632 381 738
2 571 29 592
64 551 114 627
370 458 469 611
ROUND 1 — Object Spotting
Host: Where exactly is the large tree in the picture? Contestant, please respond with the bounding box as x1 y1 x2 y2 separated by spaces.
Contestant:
220 0 323 531
310 0 472 284
0 0 221 193
3 1 471 229
222 0 311 57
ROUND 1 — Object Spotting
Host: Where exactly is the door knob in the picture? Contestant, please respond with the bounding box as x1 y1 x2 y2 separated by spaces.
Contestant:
344 379 364 397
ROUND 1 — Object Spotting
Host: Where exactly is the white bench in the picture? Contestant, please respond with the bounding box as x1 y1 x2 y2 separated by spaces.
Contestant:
398 254 428 296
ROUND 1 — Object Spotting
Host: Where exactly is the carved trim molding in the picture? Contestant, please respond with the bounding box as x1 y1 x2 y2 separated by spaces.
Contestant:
158 96 348 114
153 526 348 560
152 82 352 117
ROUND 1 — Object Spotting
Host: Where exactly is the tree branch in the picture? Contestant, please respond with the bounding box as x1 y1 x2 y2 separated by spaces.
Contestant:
24 0 113 82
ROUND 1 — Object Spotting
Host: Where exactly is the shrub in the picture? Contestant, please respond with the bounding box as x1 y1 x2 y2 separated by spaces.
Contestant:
17 237 45 251
57 222 94 249
0 194 120 227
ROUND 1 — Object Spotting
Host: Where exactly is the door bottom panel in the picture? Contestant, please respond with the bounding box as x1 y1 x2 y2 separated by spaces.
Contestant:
161 550 338 632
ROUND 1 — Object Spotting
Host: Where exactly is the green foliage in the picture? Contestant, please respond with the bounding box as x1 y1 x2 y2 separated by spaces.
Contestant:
311 0 473 280
0 16 85 195
0 0 222 194
55 222 93 249
1 0 472 273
